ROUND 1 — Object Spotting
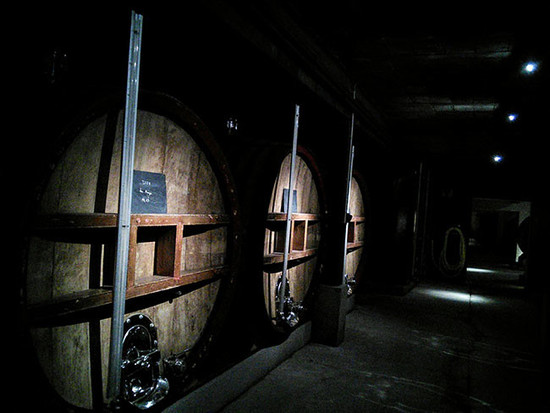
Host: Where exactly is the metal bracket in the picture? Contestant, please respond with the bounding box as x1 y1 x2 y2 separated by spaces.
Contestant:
344 273 356 296
163 348 192 384
275 275 304 328
121 314 169 410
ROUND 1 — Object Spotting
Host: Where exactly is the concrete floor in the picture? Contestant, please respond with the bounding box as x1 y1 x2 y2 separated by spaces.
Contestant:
220 269 545 412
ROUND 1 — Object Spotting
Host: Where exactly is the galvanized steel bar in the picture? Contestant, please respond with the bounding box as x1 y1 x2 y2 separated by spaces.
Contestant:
107 10 143 401
279 104 300 314
342 112 355 285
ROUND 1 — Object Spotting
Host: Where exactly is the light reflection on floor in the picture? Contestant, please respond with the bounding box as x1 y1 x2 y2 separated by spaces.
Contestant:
466 267 497 274
467 266 524 279
417 266 526 304
418 288 493 304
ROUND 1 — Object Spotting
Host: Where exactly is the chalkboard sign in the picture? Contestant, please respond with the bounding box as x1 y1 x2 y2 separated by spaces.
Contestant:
282 188 298 213
132 170 167 214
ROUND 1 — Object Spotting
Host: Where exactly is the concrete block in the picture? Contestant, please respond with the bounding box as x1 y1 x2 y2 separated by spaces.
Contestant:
312 283 347 346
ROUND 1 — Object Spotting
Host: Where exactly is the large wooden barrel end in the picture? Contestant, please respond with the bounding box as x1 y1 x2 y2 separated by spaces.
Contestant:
23 92 241 411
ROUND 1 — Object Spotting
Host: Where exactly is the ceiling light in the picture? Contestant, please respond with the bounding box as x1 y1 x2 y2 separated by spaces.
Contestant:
522 61 538 74
507 113 518 122
226 117 239 134
492 154 503 163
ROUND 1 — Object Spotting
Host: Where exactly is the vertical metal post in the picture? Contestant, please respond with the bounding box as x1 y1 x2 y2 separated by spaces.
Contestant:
412 161 429 279
107 10 143 402
342 112 355 285
279 104 300 314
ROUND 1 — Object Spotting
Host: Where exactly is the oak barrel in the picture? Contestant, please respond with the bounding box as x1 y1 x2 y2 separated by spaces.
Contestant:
345 173 368 291
23 92 240 410
263 151 323 329
227 139 326 342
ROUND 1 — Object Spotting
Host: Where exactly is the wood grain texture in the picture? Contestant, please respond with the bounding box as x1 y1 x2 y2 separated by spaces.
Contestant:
26 109 229 409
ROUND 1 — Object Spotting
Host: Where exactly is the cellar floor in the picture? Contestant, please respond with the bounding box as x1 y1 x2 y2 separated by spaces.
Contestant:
219 267 546 412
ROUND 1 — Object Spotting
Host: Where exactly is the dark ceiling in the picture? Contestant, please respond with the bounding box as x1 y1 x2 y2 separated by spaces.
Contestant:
280 2 548 174
28 2 547 202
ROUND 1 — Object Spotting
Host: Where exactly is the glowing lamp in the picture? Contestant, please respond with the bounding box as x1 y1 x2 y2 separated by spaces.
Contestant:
522 61 538 74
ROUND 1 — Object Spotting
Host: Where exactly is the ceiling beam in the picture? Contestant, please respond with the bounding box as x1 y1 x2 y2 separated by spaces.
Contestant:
204 0 391 148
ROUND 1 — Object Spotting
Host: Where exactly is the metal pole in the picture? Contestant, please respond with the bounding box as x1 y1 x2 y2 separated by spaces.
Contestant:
279 104 300 314
107 10 143 402
342 113 355 285
411 161 424 279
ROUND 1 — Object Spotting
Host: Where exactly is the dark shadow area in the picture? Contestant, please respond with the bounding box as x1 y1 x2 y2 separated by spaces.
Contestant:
221 269 544 412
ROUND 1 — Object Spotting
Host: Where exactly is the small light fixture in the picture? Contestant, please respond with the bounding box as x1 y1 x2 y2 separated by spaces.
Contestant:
522 61 538 74
226 117 239 135
507 113 518 122
492 154 503 163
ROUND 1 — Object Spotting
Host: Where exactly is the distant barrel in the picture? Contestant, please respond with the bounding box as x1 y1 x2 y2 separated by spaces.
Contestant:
345 173 368 292
228 140 326 342
263 151 323 329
